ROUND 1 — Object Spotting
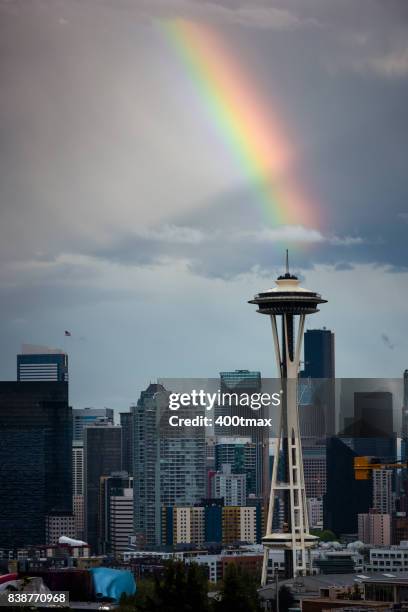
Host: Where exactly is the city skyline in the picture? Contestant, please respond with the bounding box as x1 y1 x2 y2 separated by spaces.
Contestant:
0 0 407 410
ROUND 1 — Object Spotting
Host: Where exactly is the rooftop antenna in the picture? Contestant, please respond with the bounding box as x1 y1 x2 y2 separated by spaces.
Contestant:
285 249 289 275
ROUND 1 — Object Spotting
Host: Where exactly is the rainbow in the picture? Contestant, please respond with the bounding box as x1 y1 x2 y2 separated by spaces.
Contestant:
157 18 317 228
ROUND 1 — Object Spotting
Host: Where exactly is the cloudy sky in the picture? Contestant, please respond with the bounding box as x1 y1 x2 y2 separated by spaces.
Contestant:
0 0 407 409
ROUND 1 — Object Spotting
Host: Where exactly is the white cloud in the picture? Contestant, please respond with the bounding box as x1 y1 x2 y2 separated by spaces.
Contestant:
361 47 408 78
135 0 313 31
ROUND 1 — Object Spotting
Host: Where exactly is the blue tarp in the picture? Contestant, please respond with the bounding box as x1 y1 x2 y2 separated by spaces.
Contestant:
89 567 136 602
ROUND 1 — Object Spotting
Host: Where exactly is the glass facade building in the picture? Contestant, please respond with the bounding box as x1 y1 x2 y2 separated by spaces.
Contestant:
0 381 72 548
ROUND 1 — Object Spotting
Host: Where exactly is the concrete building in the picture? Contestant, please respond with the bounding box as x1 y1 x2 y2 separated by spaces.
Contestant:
109 481 134 557
307 498 323 530
358 510 391 546
212 464 246 506
373 469 393 515
367 542 408 572
72 440 84 540
46 512 76 545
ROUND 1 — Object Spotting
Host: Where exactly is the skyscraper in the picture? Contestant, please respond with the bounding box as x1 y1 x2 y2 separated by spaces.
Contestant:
215 370 269 501
372 469 393 515
120 411 133 474
215 437 257 496
300 328 335 438
212 464 247 506
0 381 72 548
84 422 122 552
72 440 85 540
302 329 335 379
353 391 395 459
401 370 408 462
133 383 206 549
73 407 114 442
17 344 68 382
324 436 372 536
99 472 133 556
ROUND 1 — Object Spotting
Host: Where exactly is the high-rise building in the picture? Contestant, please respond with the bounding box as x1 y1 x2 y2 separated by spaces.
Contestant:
46 511 76 545
401 370 408 462
99 472 133 557
161 503 260 547
358 510 391 546
120 412 133 474
373 469 393 515
212 464 246 506
215 370 269 501
324 436 372 536
73 407 114 442
302 329 335 379
307 498 323 530
300 329 335 438
133 383 206 549
17 345 68 382
215 437 257 496
222 506 257 545
72 440 85 540
352 391 395 459
0 381 72 548
84 422 122 552
302 442 327 498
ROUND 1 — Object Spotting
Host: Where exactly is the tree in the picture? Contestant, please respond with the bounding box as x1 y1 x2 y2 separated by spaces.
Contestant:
119 561 210 612
213 564 262 612
277 585 295 612
310 528 338 542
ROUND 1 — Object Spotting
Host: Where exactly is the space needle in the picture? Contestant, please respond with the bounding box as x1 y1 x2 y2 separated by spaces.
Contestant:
249 252 327 584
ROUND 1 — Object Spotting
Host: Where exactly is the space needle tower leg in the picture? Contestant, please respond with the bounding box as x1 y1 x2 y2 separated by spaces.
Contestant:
249 252 327 584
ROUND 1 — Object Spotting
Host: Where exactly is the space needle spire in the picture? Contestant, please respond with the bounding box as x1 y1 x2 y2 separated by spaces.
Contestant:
249 253 327 584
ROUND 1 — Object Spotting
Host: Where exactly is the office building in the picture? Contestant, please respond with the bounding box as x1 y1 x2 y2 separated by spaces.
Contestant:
133 383 206 548
324 436 372 536
215 437 257 496
72 440 85 540
212 464 246 506
73 407 114 442
302 329 335 379
99 472 133 557
358 510 391 546
352 391 395 459
46 511 76 545
120 412 133 474
300 329 335 438
17 344 68 382
84 422 122 552
215 370 269 501
0 382 72 548
307 498 323 530
373 469 393 515
401 370 408 462
367 543 408 572
303 442 327 498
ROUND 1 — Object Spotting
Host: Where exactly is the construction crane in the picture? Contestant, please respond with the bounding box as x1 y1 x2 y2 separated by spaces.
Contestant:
354 456 407 480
